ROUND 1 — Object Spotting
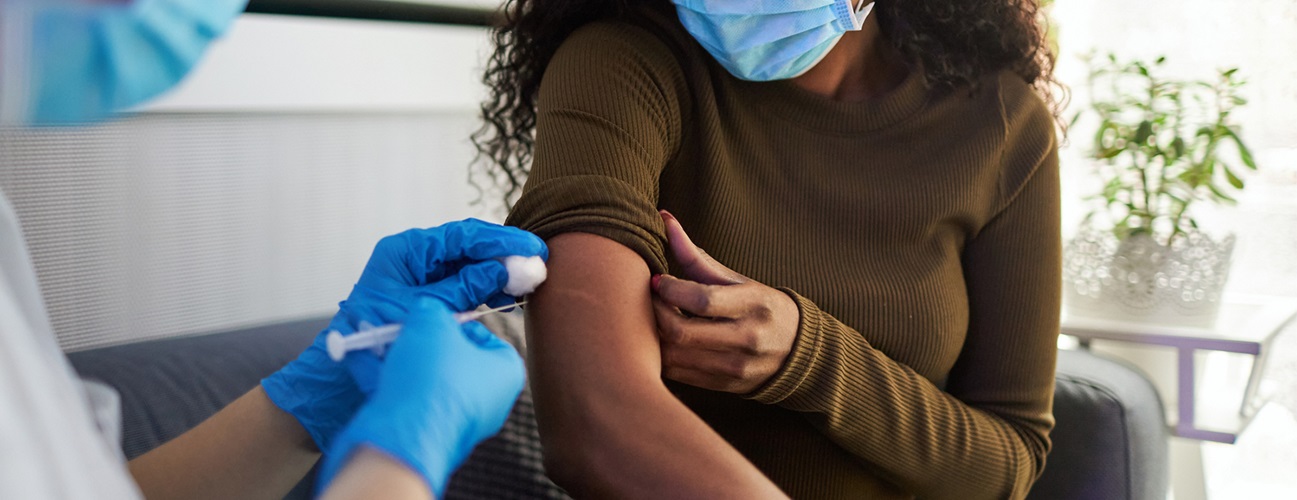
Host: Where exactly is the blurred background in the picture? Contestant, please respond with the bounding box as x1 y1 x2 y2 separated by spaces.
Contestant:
1052 1 1297 498
1 1 1294 498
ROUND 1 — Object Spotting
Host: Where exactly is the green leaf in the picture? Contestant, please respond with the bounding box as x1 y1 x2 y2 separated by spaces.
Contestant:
1222 127 1258 170
1224 167 1245 189
1207 183 1238 203
1134 120 1154 145
1102 177 1124 198
1114 219 1131 240
1093 121 1115 152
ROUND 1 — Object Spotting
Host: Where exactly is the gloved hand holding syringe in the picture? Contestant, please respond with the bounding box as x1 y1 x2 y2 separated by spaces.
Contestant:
326 255 548 362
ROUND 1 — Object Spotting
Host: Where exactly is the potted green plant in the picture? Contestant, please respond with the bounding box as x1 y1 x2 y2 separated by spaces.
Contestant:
1064 54 1258 327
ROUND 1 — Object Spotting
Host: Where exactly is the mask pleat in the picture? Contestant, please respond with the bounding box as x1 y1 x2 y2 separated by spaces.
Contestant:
672 0 868 81
675 0 834 16
681 8 840 54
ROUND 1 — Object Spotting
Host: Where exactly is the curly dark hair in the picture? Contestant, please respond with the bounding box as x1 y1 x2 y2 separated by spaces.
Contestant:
472 0 1064 206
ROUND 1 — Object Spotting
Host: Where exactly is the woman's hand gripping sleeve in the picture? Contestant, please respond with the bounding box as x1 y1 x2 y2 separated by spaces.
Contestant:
747 150 1062 500
505 23 687 275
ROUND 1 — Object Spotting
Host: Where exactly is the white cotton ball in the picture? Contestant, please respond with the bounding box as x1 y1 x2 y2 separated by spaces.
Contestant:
499 255 548 296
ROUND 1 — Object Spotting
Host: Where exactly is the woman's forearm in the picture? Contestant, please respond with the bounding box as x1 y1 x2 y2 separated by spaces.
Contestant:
127 386 319 500
750 297 1051 499
528 233 784 499
746 151 1062 500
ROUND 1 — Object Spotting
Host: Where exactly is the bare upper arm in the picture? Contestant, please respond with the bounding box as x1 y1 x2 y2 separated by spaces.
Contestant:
523 232 785 499
525 232 662 417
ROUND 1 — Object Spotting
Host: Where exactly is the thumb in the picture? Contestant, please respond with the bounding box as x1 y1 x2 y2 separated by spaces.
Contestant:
660 210 745 285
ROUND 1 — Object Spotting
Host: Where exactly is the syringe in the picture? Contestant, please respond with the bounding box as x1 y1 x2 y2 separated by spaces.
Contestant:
326 301 526 362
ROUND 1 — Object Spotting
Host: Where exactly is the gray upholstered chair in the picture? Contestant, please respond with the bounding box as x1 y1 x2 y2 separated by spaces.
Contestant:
68 317 1168 499
1028 349 1170 500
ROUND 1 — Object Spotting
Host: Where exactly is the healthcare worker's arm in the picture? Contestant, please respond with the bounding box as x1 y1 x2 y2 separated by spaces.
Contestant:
125 221 547 500
525 233 785 499
127 388 318 499
319 450 430 500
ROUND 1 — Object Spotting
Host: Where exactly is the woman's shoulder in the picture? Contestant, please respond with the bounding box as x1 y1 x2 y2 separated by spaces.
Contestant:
988 70 1059 205
990 70 1057 143
561 20 666 55
934 70 1059 209
925 69 1056 156
550 18 690 87
541 15 700 136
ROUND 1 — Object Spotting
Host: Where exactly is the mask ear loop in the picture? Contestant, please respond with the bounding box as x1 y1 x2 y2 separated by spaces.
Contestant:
831 0 876 32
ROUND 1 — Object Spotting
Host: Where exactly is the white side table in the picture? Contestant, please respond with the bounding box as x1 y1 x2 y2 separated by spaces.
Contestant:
1061 294 1297 444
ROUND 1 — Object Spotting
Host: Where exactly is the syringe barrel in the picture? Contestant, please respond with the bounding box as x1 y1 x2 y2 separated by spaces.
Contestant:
326 324 402 361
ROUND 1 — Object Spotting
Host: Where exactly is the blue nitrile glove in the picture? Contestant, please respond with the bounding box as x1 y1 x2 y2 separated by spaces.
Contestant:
260 219 545 452
317 298 526 497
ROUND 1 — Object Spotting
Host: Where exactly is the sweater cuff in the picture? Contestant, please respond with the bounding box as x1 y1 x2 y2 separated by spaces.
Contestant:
745 288 825 405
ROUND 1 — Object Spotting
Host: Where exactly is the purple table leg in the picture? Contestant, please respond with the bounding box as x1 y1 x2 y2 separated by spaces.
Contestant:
1175 346 1238 444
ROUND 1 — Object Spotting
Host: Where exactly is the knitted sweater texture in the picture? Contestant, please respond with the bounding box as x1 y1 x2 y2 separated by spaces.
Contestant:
506 10 1062 499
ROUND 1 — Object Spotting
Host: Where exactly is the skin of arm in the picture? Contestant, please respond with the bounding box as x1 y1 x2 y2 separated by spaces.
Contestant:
528 232 785 499
126 386 319 500
316 448 428 500
126 222 544 500
319 448 431 500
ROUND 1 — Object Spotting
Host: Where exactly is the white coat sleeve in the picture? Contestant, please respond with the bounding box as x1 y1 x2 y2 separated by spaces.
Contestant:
1 193 141 500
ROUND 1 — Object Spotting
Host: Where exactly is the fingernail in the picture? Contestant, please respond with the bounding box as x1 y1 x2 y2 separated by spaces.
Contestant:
659 210 676 222
651 274 663 291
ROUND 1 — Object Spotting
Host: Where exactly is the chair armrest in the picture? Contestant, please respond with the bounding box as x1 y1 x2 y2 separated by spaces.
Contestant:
1029 348 1170 500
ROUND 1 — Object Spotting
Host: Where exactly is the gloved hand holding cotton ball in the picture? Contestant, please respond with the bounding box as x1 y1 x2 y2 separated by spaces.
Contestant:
321 255 548 363
498 255 548 296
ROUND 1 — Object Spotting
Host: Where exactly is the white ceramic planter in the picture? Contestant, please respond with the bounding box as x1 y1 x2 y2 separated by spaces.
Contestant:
1064 225 1236 328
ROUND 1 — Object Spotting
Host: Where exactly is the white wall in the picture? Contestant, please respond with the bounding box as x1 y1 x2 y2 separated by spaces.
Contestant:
143 13 493 112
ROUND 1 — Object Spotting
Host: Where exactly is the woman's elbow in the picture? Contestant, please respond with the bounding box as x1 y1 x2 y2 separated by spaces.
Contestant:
541 439 592 494
537 418 616 497
1010 425 1052 499
532 381 663 496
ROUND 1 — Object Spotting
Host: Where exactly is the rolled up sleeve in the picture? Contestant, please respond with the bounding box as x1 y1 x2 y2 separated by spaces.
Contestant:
504 23 686 274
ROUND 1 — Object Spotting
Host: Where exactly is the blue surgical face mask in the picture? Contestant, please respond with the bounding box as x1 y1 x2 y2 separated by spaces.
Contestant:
671 0 876 82
0 0 247 126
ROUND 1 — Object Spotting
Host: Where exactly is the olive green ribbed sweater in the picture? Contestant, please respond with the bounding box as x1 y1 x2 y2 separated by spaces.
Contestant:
505 10 1062 499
